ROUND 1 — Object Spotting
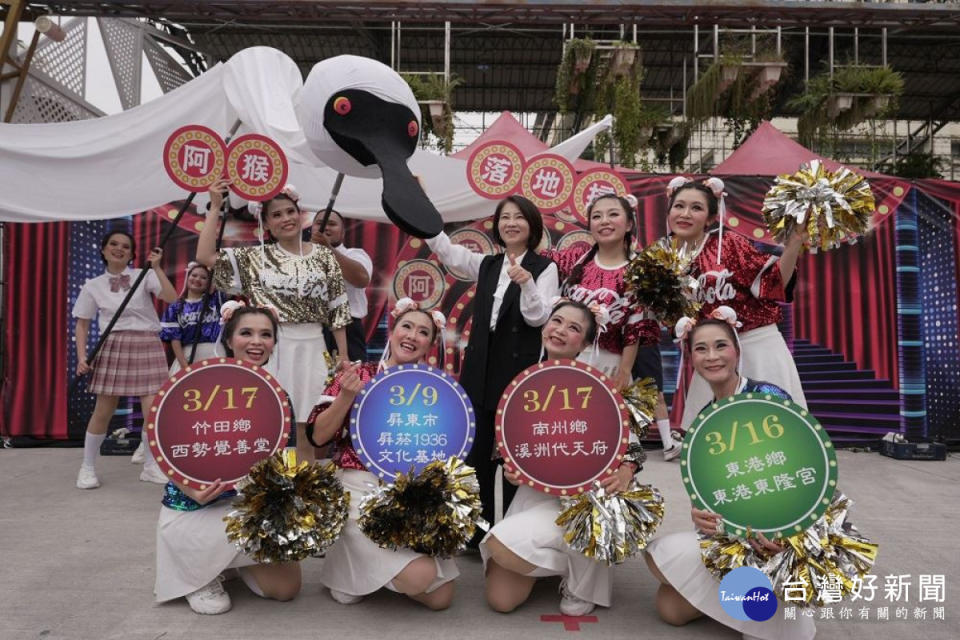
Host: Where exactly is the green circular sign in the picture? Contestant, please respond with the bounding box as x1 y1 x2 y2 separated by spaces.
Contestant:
680 393 838 539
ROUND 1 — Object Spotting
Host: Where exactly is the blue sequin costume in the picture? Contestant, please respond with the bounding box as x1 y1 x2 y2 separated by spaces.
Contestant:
699 378 790 414
161 481 236 512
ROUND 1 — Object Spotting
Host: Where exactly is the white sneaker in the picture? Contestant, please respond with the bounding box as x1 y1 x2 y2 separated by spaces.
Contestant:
76 465 100 489
329 588 363 605
559 580 595 616
663 432 684 461
131 440 145 464
139 463 168 484
186 576 231 615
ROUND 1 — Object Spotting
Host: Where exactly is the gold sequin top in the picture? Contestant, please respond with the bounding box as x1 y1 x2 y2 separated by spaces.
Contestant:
213 243 352 328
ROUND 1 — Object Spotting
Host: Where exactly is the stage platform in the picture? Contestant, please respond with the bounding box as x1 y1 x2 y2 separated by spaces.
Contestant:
1 449 956 640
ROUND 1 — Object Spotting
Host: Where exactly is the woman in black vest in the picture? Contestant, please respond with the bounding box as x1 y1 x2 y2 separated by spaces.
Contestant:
425 195 559 541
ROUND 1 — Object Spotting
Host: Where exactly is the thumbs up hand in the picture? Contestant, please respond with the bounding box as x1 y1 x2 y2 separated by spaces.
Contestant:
505 252 532 285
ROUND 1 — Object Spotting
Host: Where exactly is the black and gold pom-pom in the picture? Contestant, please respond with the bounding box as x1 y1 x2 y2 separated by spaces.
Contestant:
625 240 700 327
556 482 665 565
225 452 349 563
358 457 484 558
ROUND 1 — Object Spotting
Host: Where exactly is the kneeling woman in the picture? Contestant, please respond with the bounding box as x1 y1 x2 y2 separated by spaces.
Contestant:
307 299 456 610
643 310 815 640
480 299 643 616
155 305 302 614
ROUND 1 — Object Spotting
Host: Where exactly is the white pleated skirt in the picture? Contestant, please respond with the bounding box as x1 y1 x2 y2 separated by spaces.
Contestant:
319 468 460 597
479 484 613 607
168 342 220 376
681 324 807 429
269 322 329 421
154 501 256 602
646 531 816 640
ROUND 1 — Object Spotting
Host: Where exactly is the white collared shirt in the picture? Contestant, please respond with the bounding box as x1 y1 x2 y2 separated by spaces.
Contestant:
72 268 162 331
426 231 559 329
334 244 373 319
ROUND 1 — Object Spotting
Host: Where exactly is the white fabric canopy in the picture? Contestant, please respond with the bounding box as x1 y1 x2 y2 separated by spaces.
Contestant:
0 47 611 224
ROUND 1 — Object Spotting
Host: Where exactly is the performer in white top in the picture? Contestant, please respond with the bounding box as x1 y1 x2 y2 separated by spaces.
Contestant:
311 209 374 361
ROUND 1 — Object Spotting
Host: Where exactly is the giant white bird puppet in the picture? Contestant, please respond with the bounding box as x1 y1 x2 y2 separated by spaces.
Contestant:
298 54 443 238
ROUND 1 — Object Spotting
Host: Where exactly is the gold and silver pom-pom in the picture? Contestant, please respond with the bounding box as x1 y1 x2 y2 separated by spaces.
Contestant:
699 492 878 607
358 456 486 558
224 452 350 563
556 482 665 565
762 159 875 253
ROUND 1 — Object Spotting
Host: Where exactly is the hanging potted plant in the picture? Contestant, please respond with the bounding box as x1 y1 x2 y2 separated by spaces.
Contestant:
401 72 462 153
555 38 596 110
610 42 641 77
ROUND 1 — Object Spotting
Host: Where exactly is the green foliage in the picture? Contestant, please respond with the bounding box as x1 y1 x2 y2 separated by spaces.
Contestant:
787 65 904 148
401 73 463 153
880 152 944 179
555 38 596 112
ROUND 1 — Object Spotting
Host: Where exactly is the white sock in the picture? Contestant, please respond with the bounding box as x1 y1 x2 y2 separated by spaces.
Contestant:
83 432 106 468
656 419 673 446
141 435 160 470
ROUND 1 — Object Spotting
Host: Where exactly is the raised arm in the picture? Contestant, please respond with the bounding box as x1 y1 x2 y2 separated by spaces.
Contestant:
197 179 230 268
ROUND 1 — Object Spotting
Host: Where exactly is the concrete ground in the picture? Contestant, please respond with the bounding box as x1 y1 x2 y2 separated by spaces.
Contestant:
1 448 957 640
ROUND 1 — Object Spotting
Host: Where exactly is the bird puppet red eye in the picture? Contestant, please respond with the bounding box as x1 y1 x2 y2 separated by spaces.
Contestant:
333 96 352 115
407 120 419 137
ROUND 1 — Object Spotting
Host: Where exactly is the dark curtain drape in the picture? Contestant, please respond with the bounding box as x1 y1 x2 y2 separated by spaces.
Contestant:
1 222 70 438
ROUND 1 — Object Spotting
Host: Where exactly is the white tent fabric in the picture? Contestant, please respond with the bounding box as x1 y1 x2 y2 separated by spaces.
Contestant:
0 47 611 224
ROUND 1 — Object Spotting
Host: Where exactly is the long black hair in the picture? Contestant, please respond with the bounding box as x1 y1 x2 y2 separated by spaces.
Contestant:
564 193 636 290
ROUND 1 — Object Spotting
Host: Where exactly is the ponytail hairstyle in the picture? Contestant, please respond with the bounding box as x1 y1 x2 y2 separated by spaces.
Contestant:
564 193 637 289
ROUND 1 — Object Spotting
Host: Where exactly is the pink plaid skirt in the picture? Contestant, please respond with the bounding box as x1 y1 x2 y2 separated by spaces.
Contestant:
88 330 168 397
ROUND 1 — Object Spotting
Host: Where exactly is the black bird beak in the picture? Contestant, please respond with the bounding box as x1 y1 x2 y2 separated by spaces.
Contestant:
323 89 443 238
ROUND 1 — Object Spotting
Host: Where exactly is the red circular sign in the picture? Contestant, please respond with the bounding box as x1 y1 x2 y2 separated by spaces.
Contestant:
572 169 630 223
391 259 445 309
225 134 289 201
446 228 498 281
467 140 525 199
556 229 595 255
495 359 630 495
520 154 576 213
163 125 227 192
146 359 291 490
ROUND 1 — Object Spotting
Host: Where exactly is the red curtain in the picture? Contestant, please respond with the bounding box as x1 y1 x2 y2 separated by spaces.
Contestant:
345 219 407 341
1 222 70 438
792 211 898 387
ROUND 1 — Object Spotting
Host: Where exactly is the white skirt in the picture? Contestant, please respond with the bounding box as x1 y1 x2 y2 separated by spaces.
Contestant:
681 324 806 429
577 347 622 379
168 342 220 376
270 322 329 421
155 501 257 602
319 469 460 597
646 532 816 640
479 484 613 607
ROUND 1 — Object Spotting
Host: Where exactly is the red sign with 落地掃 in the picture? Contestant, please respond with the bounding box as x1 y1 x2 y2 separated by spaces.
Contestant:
495 359 630 496
467 140 525 200
146 359 291 490
163 125 227 192
520 154 576 213
225 133 289 201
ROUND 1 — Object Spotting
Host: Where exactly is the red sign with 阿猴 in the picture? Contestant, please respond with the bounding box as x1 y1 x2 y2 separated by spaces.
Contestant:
495 359 629 495
146 359 291 490
163 125 227 192
225 134 289 201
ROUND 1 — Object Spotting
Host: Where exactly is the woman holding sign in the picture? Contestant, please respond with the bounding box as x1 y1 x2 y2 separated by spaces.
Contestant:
197 179 352 464
644 309 815 640
481 299 642 617
657 177 806 429
424 194 559 538
307 298 457 609
73 230 178 489
155 304 301 615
